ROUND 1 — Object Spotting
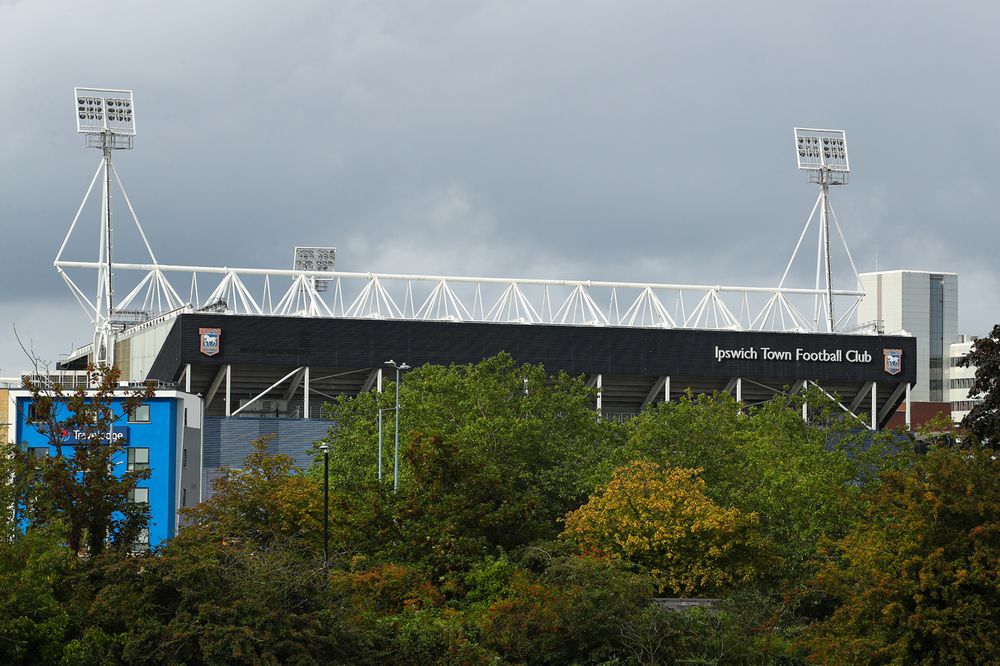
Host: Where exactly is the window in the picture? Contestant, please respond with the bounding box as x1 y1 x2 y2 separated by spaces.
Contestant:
128 404 151 423
182 448 187 468
27 402 50 423
128 487 149 505
127 448 150 472
182 488 187 507
950 377 975 390
184 407 188 426
952 399 984 412
130 528 150 554
28 446 49 458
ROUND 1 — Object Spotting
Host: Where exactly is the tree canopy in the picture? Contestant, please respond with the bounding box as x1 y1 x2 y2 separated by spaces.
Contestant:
959 323 1000 447
564 461 763 595
3 350 998 664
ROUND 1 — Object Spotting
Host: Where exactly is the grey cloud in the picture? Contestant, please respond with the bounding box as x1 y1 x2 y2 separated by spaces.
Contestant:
2 0 998 371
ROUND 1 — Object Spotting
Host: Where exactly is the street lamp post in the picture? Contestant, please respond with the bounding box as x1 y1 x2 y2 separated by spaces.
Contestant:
319 441 329 569
384 360 410 492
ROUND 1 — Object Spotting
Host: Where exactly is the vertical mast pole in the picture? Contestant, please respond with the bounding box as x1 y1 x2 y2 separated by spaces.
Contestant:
94 134 115 367
820 172 834 332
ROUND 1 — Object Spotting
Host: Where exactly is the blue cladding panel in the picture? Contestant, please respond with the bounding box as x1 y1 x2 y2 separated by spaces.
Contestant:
203 416 332 467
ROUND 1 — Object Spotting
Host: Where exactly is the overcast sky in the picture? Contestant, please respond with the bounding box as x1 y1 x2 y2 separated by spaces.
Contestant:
1 0 997 374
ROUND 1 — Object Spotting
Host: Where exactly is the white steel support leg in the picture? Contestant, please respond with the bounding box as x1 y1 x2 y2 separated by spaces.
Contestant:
736 377 742 403
304 367 310 419
225 364 231 417
871 382 877 430
185 363 191 393
665 376 670 403
905 383 911 430
377 368 383 392
596 373 602 416
820 184 834 332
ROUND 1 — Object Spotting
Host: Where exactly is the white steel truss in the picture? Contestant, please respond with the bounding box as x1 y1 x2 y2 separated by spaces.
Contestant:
54 257 867 337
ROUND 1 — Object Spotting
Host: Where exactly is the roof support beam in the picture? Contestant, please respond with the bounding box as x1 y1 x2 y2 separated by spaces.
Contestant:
234 366 304 417
877 382 908 427
204 364 227 411
283 367 306 402
361 368 382 393
848 381 874 413
642 376 668 410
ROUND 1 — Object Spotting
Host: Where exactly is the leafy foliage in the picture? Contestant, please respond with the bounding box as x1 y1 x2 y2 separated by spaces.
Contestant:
6 353 996 664
0 530 75 664
564 461 763 595
180 434 323 551
959 323 1000 447
800 446 1000 664
624 390 907 585
319 353 624 574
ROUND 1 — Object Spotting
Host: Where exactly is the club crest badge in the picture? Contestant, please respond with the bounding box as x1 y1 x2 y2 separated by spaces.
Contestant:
883 348 902 376
199 328 221 357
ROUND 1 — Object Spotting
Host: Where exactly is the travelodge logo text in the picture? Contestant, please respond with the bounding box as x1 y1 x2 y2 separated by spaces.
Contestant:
61 426 129 445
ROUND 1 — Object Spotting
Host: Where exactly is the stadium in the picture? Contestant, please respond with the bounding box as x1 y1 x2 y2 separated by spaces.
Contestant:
9 90 919 548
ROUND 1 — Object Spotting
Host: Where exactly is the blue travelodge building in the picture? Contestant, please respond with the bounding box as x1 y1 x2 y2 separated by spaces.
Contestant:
8 389 203 550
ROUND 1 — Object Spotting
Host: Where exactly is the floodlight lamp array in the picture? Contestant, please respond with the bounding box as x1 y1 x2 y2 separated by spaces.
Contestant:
293 247 337 272
293 246 337 293
794 128 849 173
75 87 136 136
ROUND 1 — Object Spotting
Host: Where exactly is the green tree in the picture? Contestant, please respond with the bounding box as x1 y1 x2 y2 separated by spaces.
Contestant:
958 323 1000 447
180 434 323 551
0 529 76 664
563 461 763 595
477 554 654 665
624 389 907 587
800 446 1000 664
319 353 623 574
15 365 154 556
51 439 367 665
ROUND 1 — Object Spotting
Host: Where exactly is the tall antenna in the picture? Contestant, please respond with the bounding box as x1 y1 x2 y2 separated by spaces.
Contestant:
70 87 136 368
777 128 859 332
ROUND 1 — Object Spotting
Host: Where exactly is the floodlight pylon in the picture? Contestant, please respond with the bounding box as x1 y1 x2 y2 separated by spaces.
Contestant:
778 128 860 332
58 88 157 369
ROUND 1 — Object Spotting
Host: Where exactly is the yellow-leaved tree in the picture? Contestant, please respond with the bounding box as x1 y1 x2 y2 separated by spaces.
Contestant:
563 461 763 595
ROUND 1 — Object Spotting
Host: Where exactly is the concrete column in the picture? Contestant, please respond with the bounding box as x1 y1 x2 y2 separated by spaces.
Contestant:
596 373 603 416
871 382 877 430
905 383 911 430
304 366 310 419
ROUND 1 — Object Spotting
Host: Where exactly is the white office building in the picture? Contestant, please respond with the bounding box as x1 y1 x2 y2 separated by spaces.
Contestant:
949 336 982 423
857 270 958 404
857 270 988 427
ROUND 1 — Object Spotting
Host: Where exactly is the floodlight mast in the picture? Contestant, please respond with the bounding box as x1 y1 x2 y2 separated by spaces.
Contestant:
72 87 136 368
790 128 850 333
